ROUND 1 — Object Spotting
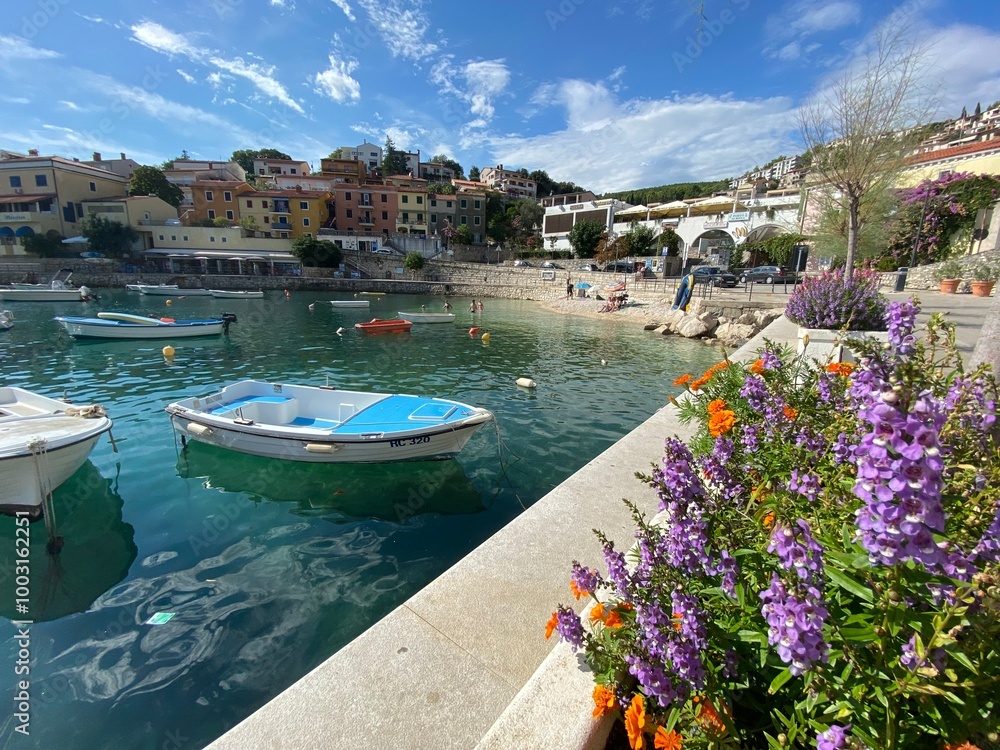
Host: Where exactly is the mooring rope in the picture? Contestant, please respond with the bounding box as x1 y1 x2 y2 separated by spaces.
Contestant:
28 437 59 550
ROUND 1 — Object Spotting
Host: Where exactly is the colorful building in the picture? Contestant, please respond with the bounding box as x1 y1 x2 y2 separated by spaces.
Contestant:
190 181 255 225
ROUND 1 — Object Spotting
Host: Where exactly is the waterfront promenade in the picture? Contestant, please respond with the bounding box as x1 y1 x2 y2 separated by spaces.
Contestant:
207 291 991 749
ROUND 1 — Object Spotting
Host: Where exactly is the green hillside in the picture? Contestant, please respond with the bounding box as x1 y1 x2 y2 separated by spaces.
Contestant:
600 180 730 206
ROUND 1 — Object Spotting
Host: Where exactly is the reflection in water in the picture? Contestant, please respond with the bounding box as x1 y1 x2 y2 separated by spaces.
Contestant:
176 441 488 520
0 461 137 622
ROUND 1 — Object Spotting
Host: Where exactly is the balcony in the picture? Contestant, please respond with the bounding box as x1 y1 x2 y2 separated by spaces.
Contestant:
358 216 375 226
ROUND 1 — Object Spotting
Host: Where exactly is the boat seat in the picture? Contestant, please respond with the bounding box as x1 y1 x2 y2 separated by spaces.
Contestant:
289 417 340 431
211 395 297 424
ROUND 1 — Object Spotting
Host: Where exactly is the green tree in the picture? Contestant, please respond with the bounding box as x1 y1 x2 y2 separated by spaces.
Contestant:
290 235 342 268
382 137 408 176
468 165 480 181
21 229 64 257
626 221 656 256
213 217 233 227
327 148 343 159
430 154 464 179
427 182 456 195
485 192 508 244
453 225 473 245
231 148 292 177
529 169 586 199
657 227 681 256
238 216 260 236
129 165 184 208
403 251 426 275
80 215 140 258
568 219 606 258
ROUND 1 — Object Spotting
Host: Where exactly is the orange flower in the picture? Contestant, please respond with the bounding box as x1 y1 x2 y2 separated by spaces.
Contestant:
708 409 736 437
570 580 588 600
673 373 692 387
763 511 775 529
826 362 855 376
783 405 798 421
592 684 617 718
671 612 682 631
604 610 624 629
617 602 634 612
654 727 683 750
750 358 765 375
689 375 710 392
944 743 981 750
696 699 729 736
544 612 559 640
707 398 727 415
589 602 607 624
624 694 647 750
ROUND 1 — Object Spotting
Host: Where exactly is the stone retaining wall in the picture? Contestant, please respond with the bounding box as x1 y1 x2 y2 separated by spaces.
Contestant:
876 248 1000 291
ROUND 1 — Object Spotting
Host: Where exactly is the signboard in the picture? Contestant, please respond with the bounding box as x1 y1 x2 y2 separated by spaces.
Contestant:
1 214 30 222
540 270 556 281
703 220 728 229
728 211 750 222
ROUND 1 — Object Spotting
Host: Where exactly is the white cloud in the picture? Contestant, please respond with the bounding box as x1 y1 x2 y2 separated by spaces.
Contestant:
0 96 29 105
355 0 438 61
0 36 61 61
176 69 196 84
905 24 1000 114
431 57 509 123
129 21 304 114
314 55 361 103
76 14 106 24
764 0 861 59
330 0 356 21
489 81 797 192
58 100 81 110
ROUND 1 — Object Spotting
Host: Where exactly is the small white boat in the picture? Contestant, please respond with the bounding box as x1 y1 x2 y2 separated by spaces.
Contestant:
55 312 237 339
138 285 212 296
210 290 264 299
165 379 493 463
127 283 177 292
0 387 113 514
329 300 370 308
0 287 90 302
0 310 12 330
398 311 457 324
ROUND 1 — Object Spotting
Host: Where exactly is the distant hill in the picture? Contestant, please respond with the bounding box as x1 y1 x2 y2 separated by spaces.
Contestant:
600 180 730 206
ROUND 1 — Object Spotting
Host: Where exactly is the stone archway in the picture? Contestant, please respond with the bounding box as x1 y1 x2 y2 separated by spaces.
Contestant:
688 229 737 267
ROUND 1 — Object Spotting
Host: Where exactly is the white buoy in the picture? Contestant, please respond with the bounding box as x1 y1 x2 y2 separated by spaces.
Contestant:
308 303 315 311
601 359 607 366
516 377 537 389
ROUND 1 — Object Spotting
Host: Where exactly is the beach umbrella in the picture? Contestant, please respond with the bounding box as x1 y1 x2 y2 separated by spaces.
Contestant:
575 282 591 289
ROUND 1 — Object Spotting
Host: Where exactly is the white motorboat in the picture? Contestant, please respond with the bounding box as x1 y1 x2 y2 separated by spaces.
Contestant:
55 312 237 339
127 283 177 292
0 281 91 302
210 289 264 299
138 285 212 296
398 311 457 324
0 387 112 514
329 300 370 308
0 310 12 330
165 379 493 463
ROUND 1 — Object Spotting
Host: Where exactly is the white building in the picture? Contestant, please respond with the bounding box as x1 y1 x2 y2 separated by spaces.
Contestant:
479 164 537 200
541 197 623 251
339 141 383 170
251 158 310 180
729 155 801 189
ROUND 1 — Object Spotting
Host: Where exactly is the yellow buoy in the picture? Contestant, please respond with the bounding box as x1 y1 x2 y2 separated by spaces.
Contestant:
166 299 173 306
481 332 490 343
162 345 175 358
515 377 537 389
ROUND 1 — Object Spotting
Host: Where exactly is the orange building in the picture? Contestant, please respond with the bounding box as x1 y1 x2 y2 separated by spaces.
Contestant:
189 181 254 225
329 184 397 237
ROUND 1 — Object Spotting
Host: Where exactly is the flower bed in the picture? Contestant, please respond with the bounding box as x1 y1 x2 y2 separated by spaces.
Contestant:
547 299 1000 749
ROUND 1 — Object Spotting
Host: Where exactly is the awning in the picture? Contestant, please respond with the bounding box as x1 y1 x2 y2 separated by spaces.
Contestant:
0 193 57 203
0 227 14 237
144 249 298 261
14 226 34 237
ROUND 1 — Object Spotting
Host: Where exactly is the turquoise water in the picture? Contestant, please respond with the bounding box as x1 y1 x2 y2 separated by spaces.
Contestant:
0 290 719 749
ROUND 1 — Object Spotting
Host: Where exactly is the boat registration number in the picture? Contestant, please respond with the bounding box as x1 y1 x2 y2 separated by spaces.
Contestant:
390 436 430 448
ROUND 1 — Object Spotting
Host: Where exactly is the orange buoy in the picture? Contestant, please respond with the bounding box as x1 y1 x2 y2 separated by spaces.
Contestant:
160 317 175 323
469 327 480 336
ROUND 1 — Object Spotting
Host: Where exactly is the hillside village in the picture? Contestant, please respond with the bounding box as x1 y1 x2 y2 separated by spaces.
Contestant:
2 100 999 276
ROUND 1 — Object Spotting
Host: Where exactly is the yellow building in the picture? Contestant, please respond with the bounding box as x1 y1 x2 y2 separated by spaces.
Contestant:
388 176 428 236
0 151 128 255
898 140 1000 187
81 196 179 251
243 189 331 238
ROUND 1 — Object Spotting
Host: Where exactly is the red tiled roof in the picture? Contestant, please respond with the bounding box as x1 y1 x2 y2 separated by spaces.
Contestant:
190 180 252 188
906 138 1000 164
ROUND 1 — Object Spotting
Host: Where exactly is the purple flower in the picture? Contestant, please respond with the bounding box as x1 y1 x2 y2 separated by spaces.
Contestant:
768 520 825 585
817 724 852 750
650 438 713 577
900 633 947 673
554 605 585 651
624 653 679 708
885 299 920 358
602 541 633 602
759 574 829 676
570 561 602 597
761 349 781 371
787 470 821 502
973 500 1000 563
786 269 887 331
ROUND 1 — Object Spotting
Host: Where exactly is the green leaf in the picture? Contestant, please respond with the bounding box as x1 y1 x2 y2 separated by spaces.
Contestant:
827 567 873 603
738 629 768 644
769 668 793 694
950 650 979 675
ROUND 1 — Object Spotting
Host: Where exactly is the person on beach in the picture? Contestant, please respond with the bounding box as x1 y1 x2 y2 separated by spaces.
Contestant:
566 275 573 299
477 300 484 312
470 300 476 312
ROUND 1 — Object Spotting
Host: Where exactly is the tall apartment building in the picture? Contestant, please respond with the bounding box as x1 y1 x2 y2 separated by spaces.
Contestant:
328 184 397 238
453 192 487 244
0 150 129 254
386 175 428 236
238 188 331 239
479 165 537 200
338 141 383 170
427 192 457 238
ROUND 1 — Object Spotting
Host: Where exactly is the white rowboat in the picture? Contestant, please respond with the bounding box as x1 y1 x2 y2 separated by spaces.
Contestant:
165 379 493 463
329 300 370 308
0 388 112 514
0 287 88 302
138 285 212 296
127 283 177 292
398 311 457 324
55 312 237 339
210 290 264 299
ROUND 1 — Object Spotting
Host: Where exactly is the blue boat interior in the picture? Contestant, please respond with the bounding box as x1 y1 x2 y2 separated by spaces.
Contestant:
205 393 470 434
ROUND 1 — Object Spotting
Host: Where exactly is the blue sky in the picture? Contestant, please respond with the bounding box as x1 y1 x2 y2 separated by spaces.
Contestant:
2 0 999 192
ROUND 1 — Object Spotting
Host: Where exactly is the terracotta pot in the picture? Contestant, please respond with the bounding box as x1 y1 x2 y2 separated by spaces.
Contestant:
971 281 995 297
939 278 960 294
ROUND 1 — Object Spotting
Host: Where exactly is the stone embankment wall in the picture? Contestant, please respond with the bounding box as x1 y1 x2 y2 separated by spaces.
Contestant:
876 248 1000 292
647 298 788 348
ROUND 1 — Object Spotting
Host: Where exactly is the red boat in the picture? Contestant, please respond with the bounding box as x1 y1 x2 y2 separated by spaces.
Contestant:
354 318 413 334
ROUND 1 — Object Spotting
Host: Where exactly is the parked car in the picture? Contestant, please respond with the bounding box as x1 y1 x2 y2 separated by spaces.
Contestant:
372 248 395 255
691 266 738 287
540 261 562 269
513 260 533 267
603 260 640 274
577 263 600 271
739 265 796 284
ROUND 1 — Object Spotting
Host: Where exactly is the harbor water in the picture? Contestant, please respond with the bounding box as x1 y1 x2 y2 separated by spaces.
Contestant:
0 289 720 749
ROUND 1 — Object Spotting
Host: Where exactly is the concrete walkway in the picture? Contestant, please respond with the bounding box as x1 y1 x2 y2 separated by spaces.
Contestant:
206 294 991 750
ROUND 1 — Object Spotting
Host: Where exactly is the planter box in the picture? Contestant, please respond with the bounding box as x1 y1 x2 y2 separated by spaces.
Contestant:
797 327 889 364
